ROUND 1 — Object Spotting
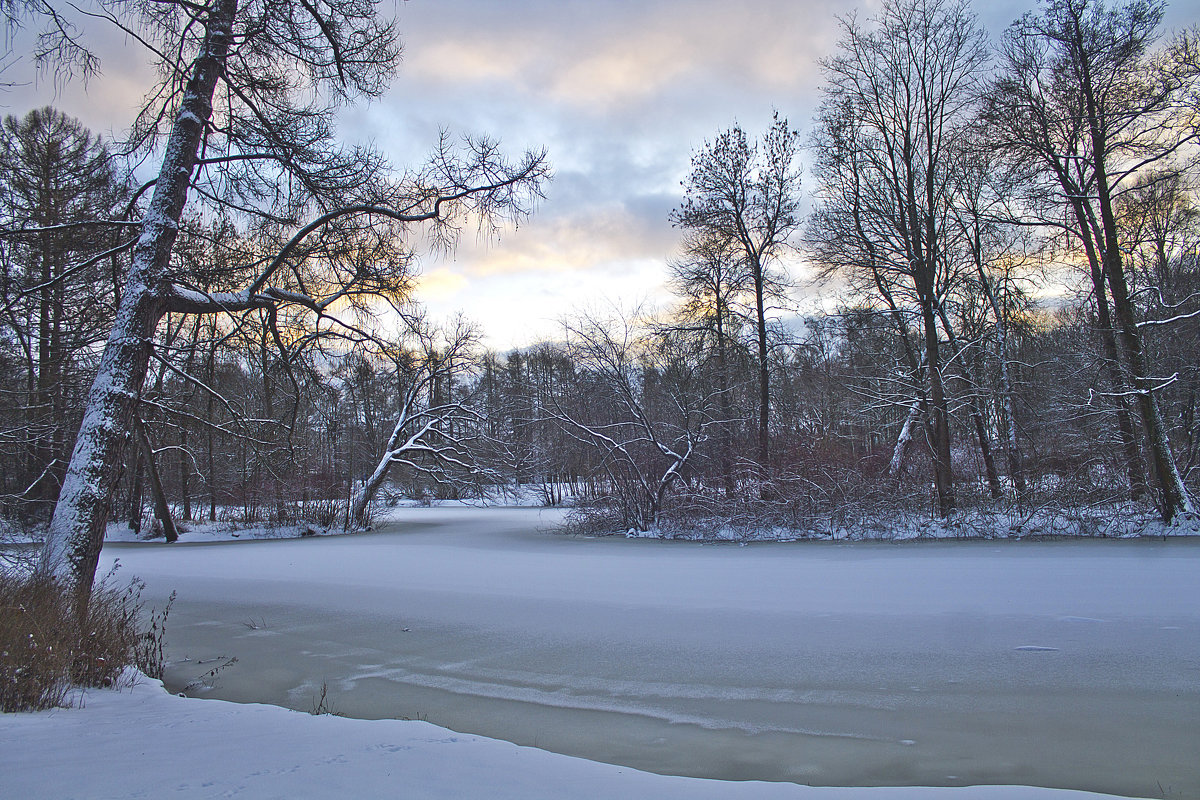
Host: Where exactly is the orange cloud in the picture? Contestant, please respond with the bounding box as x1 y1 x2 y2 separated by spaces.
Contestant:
445 206 674 279
413 267 469 301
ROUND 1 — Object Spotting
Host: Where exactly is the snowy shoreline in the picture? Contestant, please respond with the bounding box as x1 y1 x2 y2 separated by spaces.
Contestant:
0 673 1155 800
4 506 1196 798
6 496 1199 555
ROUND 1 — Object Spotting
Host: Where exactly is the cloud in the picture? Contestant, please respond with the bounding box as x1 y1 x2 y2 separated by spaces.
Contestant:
13 0 1148 353
412 266 468 300
399 0 845 116
451 200 677 279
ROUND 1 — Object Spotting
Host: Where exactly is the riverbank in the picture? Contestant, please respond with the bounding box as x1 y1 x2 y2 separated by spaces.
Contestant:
8 506 1196 798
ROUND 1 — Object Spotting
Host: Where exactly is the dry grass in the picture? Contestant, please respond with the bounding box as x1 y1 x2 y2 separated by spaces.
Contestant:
1 569 172 712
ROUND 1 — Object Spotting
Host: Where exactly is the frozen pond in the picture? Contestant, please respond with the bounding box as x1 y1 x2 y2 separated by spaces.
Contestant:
99 507 1200 799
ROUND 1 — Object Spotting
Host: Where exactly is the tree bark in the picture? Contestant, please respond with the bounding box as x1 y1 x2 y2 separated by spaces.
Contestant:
921 298 956 516
937 304 1002 500
1075 84 1186 517
127 436 144 533
752 255 770 473
715 309 736 498
38 0 238 592
888 399 921 481
1068 6 1191 522
1070 199 1147 501
349 456 389 529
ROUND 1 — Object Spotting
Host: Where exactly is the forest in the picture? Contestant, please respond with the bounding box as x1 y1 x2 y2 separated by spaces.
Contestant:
2 0 1199 597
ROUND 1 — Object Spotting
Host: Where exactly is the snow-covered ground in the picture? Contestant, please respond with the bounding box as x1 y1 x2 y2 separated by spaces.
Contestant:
4 506 1197 799
0 671 1156 800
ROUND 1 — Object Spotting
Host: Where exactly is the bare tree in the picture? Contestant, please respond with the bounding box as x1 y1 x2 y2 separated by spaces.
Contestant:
0 108 127 517
349 316 486 528
22 0 548 594
811 0 989 516
665 230 750 496
550 311 715 532
946 149 1033 497
985 0 1198 522
671 113 801 474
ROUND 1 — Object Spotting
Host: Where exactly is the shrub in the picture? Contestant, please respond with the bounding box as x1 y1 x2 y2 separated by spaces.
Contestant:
0 569 172 712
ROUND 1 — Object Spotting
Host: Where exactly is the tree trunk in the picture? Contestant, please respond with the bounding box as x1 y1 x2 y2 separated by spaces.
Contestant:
38 0 238 593
1100 216 1195 522
127 437 145 534
977 266 1026 495
206 321 217 522
920 294 955 517
888 399 921 482
1070 20 1185 519
715 310 735 497
180 427 191 522
937 305 1002 500
970 405 1002 500
752 256 770 474
1084 141 1194 521
41 286 166 584
136 416 178 543
873 267 936 489
1071 200 1147 502
349 456 390 529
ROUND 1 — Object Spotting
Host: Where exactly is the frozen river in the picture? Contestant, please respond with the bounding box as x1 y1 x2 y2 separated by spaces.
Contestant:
99 507 1200 799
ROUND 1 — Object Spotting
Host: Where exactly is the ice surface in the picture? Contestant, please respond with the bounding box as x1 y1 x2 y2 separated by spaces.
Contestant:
0 672 1152 799
72 507 1200 797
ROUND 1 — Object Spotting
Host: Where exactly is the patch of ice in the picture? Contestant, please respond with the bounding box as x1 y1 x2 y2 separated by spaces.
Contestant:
0 675 1158 800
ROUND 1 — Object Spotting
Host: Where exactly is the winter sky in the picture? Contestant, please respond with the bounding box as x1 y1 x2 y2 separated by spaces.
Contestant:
5 0 1199 347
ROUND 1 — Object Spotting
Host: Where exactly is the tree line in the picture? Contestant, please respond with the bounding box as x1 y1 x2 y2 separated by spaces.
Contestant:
0 0 1198 597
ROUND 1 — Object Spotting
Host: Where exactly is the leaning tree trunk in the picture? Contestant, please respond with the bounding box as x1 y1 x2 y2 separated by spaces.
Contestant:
871 264 935 491
349 455 392 529
38 0 237 594
135 417 179 543
1099 211 1195 523
127 435 145 534
1071 199 1147 502
888 398 922 482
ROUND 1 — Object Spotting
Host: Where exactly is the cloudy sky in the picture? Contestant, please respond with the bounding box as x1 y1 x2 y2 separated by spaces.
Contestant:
5 0 1198 347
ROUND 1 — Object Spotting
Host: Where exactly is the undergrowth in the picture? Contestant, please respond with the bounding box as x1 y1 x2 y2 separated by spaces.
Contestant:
1 567 174 712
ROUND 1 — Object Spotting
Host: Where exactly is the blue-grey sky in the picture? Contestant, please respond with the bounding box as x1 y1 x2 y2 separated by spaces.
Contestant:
5 0 1198 346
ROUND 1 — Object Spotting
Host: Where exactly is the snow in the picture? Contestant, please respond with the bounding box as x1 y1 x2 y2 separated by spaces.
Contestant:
0 672 1148 800
5 506 1197 798
103 519 331 543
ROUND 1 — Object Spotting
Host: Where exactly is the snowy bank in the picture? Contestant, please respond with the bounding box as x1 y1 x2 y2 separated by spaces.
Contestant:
0 675 1151 800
